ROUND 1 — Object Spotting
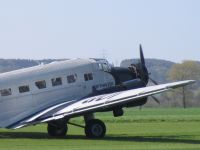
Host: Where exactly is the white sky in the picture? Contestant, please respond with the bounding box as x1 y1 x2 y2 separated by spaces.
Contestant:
0 0 200 64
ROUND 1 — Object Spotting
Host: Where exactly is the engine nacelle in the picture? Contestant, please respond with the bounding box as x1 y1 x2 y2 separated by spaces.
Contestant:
122 79 145 90
125 97 148 108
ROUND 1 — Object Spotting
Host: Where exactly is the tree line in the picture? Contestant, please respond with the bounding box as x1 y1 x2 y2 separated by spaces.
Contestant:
166 61 200 108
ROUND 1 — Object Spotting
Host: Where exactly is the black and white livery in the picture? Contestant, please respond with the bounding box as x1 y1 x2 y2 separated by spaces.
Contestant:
0 45 195 138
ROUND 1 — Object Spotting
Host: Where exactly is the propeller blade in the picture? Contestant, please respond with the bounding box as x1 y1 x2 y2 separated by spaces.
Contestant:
140 44 145 65
149 77 158 85
151 96 160 105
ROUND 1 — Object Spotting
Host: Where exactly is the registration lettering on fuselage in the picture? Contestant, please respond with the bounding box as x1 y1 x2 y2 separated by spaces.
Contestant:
94 82 114 90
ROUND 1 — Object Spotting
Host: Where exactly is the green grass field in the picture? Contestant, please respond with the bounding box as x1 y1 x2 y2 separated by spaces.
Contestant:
1 108 200 150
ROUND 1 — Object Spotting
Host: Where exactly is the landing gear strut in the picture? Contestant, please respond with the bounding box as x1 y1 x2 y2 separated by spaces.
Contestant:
85 119 106 138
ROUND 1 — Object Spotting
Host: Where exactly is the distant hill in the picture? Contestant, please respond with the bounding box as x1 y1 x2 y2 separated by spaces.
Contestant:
121 59 175 83
0 59 66 73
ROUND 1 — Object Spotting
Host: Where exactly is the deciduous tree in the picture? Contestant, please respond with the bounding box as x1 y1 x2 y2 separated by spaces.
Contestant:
168 61 200 108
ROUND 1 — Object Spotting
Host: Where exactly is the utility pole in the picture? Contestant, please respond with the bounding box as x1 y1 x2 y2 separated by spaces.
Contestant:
182 87 186 108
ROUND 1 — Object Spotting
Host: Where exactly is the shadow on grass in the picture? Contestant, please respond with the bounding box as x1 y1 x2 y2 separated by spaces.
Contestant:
104 135 200 145
0 132 200 144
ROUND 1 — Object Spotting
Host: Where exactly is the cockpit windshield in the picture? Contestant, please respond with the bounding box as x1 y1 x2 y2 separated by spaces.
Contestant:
91 58 112 72
99 63 111 72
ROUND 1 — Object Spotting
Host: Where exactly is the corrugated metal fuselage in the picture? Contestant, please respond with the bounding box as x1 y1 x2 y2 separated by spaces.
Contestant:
0 59 115 128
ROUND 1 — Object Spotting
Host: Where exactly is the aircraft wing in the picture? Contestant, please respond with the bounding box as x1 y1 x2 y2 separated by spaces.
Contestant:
11 80 195 129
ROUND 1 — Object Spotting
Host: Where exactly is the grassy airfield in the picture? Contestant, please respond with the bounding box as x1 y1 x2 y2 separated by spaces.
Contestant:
0 108 200 150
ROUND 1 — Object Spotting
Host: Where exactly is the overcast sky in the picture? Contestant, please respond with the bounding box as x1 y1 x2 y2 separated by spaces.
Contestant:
0 0 199 64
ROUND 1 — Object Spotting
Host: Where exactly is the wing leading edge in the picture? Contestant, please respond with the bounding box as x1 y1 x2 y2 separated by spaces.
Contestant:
11 80 195 129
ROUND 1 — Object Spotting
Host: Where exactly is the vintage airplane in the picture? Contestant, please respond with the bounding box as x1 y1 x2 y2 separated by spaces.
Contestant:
0 45 195 138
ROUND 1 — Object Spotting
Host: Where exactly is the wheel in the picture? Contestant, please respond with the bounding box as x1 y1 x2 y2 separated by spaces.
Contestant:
85 119 106 138
47 123 68 137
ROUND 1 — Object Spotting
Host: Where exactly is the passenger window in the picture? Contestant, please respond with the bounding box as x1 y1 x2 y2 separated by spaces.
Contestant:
35 80 46 89
84 74 89 81
51 77 62 86
19 85 30 93
0 88 12 96
88 73 93 80
84 73 93 81
67 74 76 84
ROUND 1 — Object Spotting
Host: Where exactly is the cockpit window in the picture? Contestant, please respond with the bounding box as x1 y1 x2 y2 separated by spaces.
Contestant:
98 64 103 70
99 63 111 72
94 59 112 72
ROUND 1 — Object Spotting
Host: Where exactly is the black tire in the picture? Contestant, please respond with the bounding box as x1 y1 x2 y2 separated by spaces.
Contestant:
47 123 68 137
85 119 106 138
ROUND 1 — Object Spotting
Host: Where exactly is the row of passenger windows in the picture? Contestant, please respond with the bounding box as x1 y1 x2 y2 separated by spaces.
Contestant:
0 73 93 97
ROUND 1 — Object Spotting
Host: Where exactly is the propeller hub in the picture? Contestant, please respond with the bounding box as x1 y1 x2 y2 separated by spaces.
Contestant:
129 44 149 85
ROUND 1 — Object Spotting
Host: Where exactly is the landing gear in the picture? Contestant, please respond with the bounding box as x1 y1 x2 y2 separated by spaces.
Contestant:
85 119 106 138
47 121 68 137
47 115 107 139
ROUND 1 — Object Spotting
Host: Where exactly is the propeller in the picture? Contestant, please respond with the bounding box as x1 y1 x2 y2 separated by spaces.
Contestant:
130 44 160 105
149 77 158 85
139 44 159 85
129 44 149 85
149 77 160 104
140 44 145 66
151 95 160 105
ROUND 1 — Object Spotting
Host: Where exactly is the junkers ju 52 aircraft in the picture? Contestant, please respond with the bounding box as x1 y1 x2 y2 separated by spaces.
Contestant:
0 45 194 138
